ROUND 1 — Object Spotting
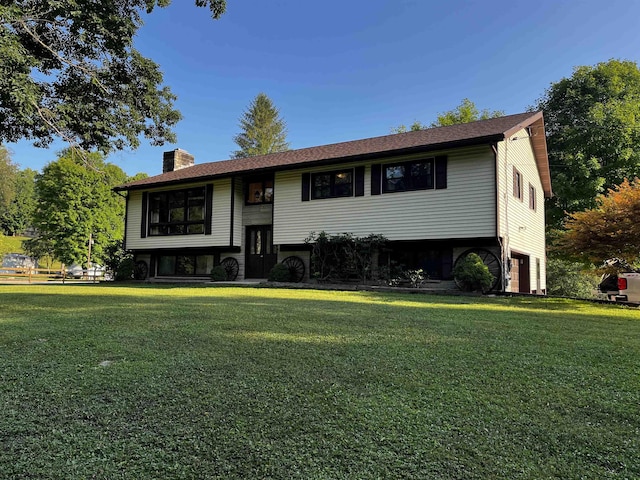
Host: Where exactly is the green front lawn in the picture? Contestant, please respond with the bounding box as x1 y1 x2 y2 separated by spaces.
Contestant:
1 285 638 479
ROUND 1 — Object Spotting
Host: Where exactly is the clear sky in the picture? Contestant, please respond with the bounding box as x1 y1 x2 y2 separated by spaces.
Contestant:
6 0 640 176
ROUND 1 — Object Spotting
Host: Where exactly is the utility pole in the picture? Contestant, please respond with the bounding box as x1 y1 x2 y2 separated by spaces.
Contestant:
87 232 93 281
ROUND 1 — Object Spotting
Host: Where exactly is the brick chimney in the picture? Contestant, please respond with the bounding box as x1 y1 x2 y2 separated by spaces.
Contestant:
163 149 194 173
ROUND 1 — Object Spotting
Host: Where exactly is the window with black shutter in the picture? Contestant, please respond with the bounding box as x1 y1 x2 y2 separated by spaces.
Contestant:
382 158 435 193
310 169 354 200
147 187 206 236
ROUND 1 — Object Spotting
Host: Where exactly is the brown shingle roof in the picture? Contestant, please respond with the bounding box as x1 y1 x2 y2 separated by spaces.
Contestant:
116 111 551 196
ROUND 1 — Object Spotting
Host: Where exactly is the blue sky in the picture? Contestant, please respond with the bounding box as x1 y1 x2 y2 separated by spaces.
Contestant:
7 0 640 176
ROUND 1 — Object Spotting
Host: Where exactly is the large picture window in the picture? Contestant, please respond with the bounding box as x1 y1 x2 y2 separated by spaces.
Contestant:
149 187 205 235
383 159 434 193
311 170 353 199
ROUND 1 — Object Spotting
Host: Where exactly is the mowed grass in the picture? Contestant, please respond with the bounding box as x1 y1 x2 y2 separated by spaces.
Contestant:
1 285 639 479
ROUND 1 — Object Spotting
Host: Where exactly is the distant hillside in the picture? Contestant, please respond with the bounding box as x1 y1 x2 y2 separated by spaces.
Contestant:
0 235 27 256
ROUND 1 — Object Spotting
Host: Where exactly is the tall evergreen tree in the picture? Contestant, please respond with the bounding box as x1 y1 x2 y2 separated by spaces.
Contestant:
232 93 289 158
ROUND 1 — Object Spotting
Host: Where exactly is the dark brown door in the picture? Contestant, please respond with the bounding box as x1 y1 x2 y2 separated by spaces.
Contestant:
245 225 277 278
511 253 531 293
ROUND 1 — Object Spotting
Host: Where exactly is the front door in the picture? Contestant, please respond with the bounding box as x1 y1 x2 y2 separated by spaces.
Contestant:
245 225 277 278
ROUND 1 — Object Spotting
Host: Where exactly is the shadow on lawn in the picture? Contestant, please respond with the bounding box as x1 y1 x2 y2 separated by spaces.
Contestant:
2 283 638 328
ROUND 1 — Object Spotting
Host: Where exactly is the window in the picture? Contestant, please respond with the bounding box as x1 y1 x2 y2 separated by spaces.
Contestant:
311 170 353 199
149 187 206 235
513 168 523 200
382 159 434 193
246 178 274 205
529 184 537 211
157 255 214 276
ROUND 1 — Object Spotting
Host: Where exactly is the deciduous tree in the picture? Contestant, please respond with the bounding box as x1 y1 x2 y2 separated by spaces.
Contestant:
0 145 17 213
536 59 640 227
559 178 640 263
28 150 129 266
0 1 226 153
0 167 37 236
232 93 289 158
431 98 504 127
392 99 504 133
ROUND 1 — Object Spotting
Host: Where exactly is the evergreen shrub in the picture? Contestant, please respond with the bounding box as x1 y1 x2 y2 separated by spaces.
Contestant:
453 253 494 292
268 263 292 282
210 265 228 281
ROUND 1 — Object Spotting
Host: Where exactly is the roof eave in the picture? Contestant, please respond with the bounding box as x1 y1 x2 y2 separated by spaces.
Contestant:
114 134 505 192
503 111 552 198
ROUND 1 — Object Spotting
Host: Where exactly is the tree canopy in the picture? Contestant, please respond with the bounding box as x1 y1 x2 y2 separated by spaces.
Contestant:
431 98 504 127
0 167 36 236
0 1 226 153
392 99 504 133
0 145 17 213
558 178 640 264
27 150 129 266
536 59 640 227
232 93 290 158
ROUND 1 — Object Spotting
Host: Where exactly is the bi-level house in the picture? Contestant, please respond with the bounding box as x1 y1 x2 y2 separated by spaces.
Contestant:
114 111 551 293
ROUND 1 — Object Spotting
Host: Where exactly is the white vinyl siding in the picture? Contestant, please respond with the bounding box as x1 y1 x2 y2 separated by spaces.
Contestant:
242 204 272 227
496 129 547 292
125 179 233 250
273 146 496 245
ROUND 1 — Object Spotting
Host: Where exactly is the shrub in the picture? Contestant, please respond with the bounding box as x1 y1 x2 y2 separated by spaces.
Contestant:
104 240 135 281
268 263 292 282
546 257 599 298
114 257 135 281
210 265 228 282
453 253 494 292
404 269 427 288
305 231 387 283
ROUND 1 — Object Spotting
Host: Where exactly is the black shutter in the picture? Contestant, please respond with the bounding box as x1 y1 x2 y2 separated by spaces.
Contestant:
228 179 234 245
301 173 310 201
442 248 453 280
371 164 381 195
435 156 447 190
354 166 365 197
205 183 213 235
140 192 148 238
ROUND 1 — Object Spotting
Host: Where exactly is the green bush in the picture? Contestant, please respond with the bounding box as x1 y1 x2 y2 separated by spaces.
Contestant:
103 240 134 281
305 231 387 283
210 265 228 282
114 257 135 281
268 263 292 282
546 257 599 298
453 252 494 292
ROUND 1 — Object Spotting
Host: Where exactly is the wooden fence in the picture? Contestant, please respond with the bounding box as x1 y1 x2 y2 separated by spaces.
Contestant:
0 267 105 284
